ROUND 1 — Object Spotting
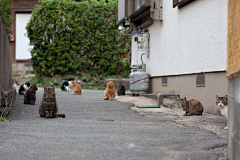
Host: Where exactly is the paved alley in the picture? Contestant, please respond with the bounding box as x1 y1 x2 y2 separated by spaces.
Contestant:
0 89 227 160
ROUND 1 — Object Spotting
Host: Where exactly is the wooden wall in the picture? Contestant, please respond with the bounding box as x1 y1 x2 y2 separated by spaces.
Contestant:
0 17 12 91
227 0 240 79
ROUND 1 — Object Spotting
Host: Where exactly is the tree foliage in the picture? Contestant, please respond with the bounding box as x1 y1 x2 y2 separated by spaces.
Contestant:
0 0 13 34
26 0 131 78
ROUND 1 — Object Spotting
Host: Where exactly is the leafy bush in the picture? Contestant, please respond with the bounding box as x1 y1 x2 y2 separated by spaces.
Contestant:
0 0 13 34
26 0 131 78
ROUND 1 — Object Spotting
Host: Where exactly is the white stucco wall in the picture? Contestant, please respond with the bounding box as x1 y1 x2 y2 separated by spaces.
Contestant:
131 0 228 77
16 13 32 60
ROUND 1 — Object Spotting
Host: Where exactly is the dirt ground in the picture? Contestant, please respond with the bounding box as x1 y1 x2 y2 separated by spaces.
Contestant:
115 95 228 139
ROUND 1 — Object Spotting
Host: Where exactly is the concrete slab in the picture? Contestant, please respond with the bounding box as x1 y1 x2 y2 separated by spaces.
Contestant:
115 95 228 139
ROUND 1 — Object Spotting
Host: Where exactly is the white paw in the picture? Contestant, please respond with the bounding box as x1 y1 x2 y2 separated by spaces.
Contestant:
224 126 228 130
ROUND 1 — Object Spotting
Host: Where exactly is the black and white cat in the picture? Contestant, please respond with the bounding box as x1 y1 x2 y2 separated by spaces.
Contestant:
18 82 31 95
61 78 74 92
216 95 228 130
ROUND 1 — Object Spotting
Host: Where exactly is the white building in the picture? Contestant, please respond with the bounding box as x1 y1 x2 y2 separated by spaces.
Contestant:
118 0 228 114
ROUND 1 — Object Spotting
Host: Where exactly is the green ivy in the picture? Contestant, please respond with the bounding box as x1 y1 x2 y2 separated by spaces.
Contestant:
0 0 13 34
26 0 131 78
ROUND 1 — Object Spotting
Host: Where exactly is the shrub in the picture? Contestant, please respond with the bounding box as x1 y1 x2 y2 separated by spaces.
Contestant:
0 0 13 34
26 0 131 78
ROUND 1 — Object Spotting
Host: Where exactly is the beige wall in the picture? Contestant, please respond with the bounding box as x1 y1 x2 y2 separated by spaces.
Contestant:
151 71 228 115
12 62 33 76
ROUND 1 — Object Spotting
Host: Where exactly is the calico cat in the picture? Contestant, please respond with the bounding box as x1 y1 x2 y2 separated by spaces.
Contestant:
71 80 82 95
61 78 74 91
216 95 228 129
12 79 20 92
104 80 115 100
24 84 38 105
39 87 65 118
19 82 30 95
117 82 126 96
178 97 203 116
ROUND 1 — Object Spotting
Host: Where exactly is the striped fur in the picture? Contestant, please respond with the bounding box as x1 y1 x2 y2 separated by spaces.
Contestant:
39 87 65 118
179 97 203 116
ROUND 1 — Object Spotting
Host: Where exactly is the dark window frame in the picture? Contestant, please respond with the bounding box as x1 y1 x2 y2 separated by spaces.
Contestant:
173 0 196 9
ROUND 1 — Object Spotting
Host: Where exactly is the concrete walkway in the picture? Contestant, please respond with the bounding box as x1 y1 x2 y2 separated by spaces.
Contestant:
0 89 227 160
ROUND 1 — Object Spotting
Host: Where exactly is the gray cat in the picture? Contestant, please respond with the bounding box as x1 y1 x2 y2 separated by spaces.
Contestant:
39 87 65 118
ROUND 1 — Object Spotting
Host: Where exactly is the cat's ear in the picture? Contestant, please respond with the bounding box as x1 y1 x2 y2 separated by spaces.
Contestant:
184 97 186 100
216 95 219 99
225 95 228 99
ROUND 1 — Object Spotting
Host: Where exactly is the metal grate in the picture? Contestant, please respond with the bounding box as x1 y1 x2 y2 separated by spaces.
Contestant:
162 77 168 86
196 73 205 87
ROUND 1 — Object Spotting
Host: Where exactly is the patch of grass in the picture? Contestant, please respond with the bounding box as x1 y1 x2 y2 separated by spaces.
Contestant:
12 73 21 77
0 96 14 122
30 76 54 87
58 82 63 88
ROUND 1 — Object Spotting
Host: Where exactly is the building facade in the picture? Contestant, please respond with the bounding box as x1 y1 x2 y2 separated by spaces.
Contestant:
10 0 40 76
118 0 228 114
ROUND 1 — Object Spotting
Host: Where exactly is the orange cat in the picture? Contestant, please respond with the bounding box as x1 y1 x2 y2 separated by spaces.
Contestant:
71 80 82 95
104 81 115 100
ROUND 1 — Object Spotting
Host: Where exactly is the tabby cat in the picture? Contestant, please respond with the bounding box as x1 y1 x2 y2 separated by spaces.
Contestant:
24 84 38 105
104 81 115 100
71 80 82 95
39 87 65 118
216 95 228 129
117 82 126 96
178 97 203 116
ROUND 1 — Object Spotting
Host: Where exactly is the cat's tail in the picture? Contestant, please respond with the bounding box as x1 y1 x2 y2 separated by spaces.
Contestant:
57 114 65 118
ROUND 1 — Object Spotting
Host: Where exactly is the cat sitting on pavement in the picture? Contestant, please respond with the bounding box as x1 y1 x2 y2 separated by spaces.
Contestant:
61 78 74 92
178 97 204 116
104 81 115 100
71 80 82 95
12 79 20 92
117 82 126 96
19 82 30 95
216 95 228 130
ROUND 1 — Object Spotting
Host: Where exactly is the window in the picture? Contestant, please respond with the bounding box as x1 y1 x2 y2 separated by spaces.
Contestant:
173 0 195 9
133 0 146 13
196 73 205 87
162 77 168 86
